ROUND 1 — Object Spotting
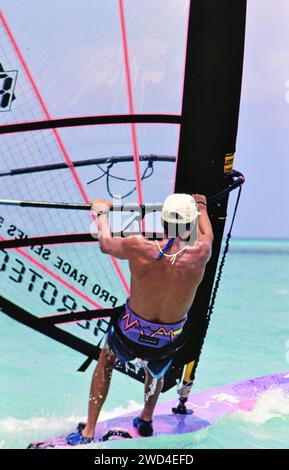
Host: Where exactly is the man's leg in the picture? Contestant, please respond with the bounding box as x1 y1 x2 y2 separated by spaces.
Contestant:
82 346 116 438
138 367 164 422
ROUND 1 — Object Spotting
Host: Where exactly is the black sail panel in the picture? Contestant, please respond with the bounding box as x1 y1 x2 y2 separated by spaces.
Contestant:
164 0 247 392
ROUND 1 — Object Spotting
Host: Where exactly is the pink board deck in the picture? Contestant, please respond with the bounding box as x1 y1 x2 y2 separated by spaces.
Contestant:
28 371 289 448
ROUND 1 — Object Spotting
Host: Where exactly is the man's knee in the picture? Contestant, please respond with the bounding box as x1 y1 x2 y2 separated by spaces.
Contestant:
100 345 117 368
145 367 164 383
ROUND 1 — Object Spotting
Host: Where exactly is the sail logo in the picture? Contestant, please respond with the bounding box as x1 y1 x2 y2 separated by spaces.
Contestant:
0 63 17 112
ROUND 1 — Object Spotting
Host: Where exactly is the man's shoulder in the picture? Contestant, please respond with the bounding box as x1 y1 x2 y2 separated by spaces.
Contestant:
123 234 148 249
124 234 156 255
185 240 212 265
192 240 212 264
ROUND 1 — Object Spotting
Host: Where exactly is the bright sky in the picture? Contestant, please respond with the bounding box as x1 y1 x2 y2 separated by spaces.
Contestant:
234 0 289 238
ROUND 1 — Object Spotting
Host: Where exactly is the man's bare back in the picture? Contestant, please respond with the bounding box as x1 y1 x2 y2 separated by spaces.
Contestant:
92 193 213 324
128 237 209 324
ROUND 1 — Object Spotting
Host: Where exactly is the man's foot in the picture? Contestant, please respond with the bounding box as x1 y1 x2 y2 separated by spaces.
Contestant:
133 417 153 437
66 422 94 446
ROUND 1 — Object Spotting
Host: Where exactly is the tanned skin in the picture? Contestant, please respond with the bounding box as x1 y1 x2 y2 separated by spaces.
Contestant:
81 194 213 439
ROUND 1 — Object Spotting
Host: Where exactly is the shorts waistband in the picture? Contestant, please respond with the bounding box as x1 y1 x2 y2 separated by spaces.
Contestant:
117 300 188 348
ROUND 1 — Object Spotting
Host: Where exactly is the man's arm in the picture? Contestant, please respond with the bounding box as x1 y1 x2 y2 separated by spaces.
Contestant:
91 198 132 260
198 207 214 242
97 213 132 259
193 194 214 262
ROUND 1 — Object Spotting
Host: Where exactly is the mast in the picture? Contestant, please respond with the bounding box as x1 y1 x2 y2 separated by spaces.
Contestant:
164 0 247 394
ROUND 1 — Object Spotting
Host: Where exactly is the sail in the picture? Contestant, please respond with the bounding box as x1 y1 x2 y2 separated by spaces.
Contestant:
0 1 188 383
0 1 246 392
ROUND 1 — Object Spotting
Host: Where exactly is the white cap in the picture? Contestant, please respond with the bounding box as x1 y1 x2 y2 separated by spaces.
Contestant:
161 193 200 224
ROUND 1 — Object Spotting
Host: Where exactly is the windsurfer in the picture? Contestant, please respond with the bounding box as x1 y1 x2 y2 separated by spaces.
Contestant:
67 193 213 444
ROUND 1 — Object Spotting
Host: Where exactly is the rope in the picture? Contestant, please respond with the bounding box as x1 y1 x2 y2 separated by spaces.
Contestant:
87 160 154 199
190 185 243 384
86 162 244 203
207 185 242 319
155 239 188 265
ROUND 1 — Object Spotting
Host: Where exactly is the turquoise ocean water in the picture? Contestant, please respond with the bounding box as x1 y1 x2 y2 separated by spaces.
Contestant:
1 238 289 449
